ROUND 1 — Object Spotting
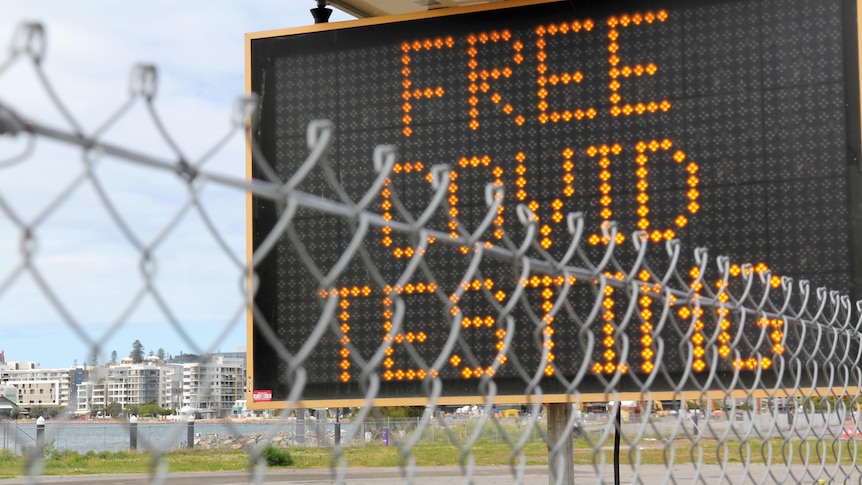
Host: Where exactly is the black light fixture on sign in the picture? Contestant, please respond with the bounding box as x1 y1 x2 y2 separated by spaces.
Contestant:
311 0 332 23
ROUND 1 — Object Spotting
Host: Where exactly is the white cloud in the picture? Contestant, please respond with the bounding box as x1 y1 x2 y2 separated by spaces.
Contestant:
0 1 355 367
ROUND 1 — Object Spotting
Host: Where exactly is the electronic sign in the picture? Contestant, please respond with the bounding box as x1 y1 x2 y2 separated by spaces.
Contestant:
247 0 862 406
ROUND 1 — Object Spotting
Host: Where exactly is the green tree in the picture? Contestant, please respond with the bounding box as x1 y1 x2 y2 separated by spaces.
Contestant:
129 340 145 364
137 402 173 418
157 348 166 361
29 406 45 418
110 350 118 364
375 406 425 418
105 402 122 418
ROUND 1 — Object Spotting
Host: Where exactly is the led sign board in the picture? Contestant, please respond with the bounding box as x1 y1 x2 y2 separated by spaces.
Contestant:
247 0 862 405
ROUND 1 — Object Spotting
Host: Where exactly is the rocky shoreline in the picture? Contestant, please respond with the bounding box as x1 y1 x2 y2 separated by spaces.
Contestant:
194 429 343 450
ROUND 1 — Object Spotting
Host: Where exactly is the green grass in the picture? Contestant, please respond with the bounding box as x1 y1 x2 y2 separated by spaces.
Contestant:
0 449 251 478
40 449 145 475
332 441 549 467
3 439 862 477
162 449 252 472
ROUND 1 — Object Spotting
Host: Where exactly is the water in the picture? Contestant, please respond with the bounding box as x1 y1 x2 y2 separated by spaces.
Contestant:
0 418 466 453
0 421 308 454
3 412 848 455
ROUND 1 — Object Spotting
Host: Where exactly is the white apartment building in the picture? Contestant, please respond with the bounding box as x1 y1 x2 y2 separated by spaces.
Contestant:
161 364 183 409
75 361 178 413
0 363 77 409
182 356 244 418
76 380 108 415
104 363 163 408
74 356 245 417
76 381 96 414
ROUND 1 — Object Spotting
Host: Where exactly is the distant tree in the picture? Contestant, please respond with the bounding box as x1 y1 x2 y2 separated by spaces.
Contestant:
148 350 154 357
83 346 98 367
9 406 19 419
138 401 173 418
105 402 122 418
27 406 63 419
126 403 140 416
375 406 425 418
157 348 166 361
110 350 118 364
130 340 145 364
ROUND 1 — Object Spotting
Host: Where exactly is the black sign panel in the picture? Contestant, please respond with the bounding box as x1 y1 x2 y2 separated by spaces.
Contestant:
248 0 861 403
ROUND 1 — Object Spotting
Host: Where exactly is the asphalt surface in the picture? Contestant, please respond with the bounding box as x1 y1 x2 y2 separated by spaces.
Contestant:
0 464 837 484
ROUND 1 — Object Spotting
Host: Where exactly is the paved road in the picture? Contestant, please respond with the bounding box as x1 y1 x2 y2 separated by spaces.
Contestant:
0 464 841 484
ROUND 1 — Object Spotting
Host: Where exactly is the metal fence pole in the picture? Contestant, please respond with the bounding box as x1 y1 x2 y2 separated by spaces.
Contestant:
187 415 194 449
335 408 341 446
297 409 305 446
35 417 45 452
129 415 138 451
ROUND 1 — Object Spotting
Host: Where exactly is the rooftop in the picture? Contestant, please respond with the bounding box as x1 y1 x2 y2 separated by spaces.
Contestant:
327 0 526 18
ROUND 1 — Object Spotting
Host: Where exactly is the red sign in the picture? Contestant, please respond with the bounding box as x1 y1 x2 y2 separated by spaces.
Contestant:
252 390 273 402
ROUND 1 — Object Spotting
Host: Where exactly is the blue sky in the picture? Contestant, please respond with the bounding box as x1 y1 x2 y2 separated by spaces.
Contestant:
0 2 355 368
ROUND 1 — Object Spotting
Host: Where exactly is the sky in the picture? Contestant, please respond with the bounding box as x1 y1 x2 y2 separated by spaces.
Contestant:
0 2 355 368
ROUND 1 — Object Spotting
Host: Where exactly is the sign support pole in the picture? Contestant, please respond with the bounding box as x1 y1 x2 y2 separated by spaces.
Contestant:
547 402 574 485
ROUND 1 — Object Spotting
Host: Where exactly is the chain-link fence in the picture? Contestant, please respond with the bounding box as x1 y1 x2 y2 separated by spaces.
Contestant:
3 16 862 485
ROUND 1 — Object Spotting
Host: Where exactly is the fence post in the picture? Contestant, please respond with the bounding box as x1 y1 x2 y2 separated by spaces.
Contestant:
35 416 45 452
547 403 574 485
187 415 195 449
129 415 138 451
334 408 341 446
297 409 305 445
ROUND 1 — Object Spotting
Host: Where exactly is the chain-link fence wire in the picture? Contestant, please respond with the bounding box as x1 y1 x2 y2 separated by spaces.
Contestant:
3 20 862 485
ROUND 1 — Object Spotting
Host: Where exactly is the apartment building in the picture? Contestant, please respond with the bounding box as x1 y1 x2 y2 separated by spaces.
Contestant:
74 354 245 417
182 356 245 418
76 381 94 414
74 361 177 413
0 362 78 410
162 364 183 409
105 362 163 407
